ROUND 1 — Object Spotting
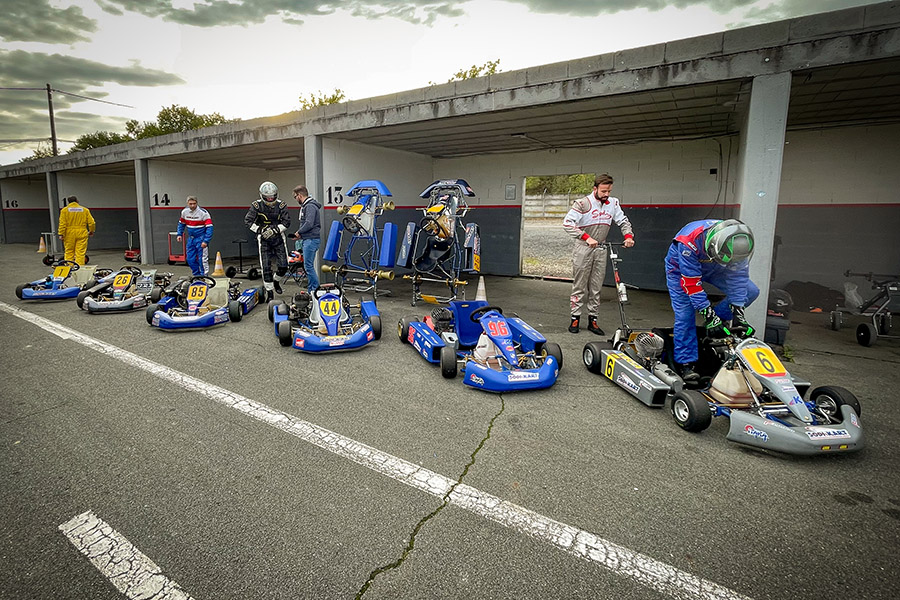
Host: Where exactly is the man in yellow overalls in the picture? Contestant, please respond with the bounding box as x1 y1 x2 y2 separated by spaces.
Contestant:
57 196 95 265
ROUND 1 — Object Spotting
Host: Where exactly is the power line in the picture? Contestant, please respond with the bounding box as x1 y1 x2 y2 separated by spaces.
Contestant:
0 86 135 108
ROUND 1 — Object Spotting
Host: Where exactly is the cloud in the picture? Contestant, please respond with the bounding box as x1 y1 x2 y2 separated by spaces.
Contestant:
0 50 184 149
0 0 97 44
731 0 879 25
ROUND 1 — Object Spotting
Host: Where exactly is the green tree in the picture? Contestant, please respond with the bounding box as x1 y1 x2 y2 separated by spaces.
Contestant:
19 142 55 162
526 173 594 196
430 59 501 85
298 89 346 111
68 131 132 153
125 104 232 139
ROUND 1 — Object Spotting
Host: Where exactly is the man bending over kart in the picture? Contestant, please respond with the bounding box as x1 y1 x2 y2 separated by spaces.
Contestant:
176 196 213 277
665 218 758 384
244 181 291 302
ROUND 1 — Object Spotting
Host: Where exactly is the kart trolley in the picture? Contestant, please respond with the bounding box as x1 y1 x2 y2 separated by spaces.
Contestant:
830 270 900 346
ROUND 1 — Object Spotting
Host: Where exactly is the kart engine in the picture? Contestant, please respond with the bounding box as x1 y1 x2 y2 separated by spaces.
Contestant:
634 331 664 362
431 307 452 334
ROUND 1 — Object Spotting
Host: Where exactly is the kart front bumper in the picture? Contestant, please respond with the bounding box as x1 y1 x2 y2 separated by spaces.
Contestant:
21 287 80 300
290 324 375 352
151 306 231 330
725 405 864 455
461 355 559 393
84 295 148 313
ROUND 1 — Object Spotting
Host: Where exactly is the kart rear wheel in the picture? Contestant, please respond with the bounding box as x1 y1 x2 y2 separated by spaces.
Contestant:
145 303 158 325
829 310 842 331
228 300 243 322
76 289 91 310
440 345 457 379
810 385 861 421
369 314 382 340
150 286 163 303
42 255 54 266
856 323 877 347
671 390 712 433
583 341 606 374
248 268 261 280
544 341 563 372
277 320 293 347
398 316 418 343
275 303 289 316
15 284 28 299
225 266 237 278
267 299 279 322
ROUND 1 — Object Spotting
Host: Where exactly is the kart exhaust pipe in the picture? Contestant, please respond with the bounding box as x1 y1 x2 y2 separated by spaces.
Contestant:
384 200 395 211
336 206 347 215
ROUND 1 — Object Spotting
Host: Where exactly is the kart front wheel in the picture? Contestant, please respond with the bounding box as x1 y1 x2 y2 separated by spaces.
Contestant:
810 385 861 421
583 341 606 374
15 284 28 299
248 268 261 280
228 300 243 322
225 266 237 278
440 345 457 379
671 390 711 433
277 320 293 347
398 316 417 343
267 299 280 322
145 303 158 325
856 323 877 347
543 341 563 372
76 289 91 310
369 314 382 340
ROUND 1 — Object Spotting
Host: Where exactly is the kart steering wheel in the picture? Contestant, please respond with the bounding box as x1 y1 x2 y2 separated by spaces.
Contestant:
54 259 80 271
470 305 504 322
189 275 217 288
120 266 143 276
420 216 450 239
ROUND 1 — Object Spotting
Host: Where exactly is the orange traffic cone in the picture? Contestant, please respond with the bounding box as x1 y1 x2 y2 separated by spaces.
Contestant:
211 251 226 276
37 236 46 253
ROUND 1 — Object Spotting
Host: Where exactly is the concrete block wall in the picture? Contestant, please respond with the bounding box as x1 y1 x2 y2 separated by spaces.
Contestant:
57 172 137 251
1 179 51 245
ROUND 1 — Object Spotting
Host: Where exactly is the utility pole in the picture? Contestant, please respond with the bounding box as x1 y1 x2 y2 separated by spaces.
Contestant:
46 83 58 156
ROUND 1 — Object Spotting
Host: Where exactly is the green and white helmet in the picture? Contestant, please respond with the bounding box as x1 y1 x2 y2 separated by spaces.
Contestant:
705 219 754 266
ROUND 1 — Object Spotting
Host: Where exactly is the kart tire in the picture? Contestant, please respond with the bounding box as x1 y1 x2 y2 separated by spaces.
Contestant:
671 390 712 433
150 286 163 303
398 316 418 343
810 385 861 420
267 299 280 322
369 314 382 340
146 303 158 325
225 266 237 278
167 260 175 266
277 320 293 347
544 341 563 372
42 255 54 266
829 310 842 331
15 283 28 299
856 323 877 347
76 289 91 310
877 312 892 335
440 345 457 379
228 300 243 322
248 268 261 280
583 341 606 374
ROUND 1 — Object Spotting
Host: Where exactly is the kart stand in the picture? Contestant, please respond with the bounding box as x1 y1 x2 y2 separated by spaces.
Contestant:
41 231 89 266
224 239 260 280
830 270 899 346
125 230 141 262
167 232 186 266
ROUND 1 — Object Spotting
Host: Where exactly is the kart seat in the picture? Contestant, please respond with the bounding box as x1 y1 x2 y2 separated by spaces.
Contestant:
207 278 231 306
414 236 453 273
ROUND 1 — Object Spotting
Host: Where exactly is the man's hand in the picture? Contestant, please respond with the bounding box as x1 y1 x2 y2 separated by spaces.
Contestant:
730 304 755 338
261 226 278 240
200 242 207 248
584 236 599 248
623 237 635 248
176 235 182 242
700 306 730 339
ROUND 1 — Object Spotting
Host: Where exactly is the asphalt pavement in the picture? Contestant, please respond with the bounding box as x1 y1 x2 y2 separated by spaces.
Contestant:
1 244 898 600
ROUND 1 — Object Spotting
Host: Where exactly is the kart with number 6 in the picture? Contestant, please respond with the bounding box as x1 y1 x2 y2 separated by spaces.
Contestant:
146 275 263 330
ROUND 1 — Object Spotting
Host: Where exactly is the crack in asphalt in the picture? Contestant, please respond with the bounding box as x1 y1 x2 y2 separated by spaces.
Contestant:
354 394 506 599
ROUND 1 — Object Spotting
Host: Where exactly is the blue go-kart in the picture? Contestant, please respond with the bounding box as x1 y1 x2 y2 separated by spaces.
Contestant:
16 260 104 301
268 284 382 352
146 275 263 330
321 179 397 297
398 300 562 392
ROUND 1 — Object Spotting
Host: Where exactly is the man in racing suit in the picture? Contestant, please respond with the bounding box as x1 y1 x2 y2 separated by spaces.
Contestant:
245 181 291 302
57 195 95 265
176 196 213 276
665 218 758 384
562 173 634 335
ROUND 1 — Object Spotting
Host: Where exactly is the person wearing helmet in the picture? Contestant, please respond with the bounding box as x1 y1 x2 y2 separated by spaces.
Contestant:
665 218 759 384
244 181 291 302
176 196 213 276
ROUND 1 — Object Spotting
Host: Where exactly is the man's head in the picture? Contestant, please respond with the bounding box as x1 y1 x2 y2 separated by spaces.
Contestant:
292 185 309 203
705 219 754 266
67 195 78 204
593 173 614 202
186 196 198 211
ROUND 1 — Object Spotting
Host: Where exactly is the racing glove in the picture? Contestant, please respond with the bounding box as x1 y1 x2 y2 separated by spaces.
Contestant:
260 225 278 240
730 304 755 339
700 305 730 339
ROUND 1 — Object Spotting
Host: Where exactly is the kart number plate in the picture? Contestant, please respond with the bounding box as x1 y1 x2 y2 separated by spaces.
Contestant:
473 254 481 272
319 299 340 317
604 354 617 381
740 347 786 377
187 284 207 302
113 273 133 288
348 204 363 215
53 266 71 279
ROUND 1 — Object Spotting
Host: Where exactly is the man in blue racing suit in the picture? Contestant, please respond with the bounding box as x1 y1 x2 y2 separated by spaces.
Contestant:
176 196 213 276
665 218 758 384
244 181 291 302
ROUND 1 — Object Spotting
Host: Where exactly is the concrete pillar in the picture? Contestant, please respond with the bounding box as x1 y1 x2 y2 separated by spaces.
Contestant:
735 72 791 332
303 135 324 205
45 171 62 254
134 159 154 264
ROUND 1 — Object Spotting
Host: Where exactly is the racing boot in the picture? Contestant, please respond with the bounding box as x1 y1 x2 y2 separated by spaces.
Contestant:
265 288 274 303
273 279 283 294
569 315 580 334
677 362 700 386
587 316 604 336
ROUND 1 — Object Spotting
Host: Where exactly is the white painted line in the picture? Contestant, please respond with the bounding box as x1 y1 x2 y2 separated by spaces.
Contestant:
59 510 193 600
3 302 753 600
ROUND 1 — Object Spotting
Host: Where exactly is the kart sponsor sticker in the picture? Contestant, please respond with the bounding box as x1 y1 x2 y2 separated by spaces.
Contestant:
509 371 539 382
214 312 228 324
789 395 803 406
366 331 373 341
296 330 310 337
326 336 348 346
744 425 769 442
469 374 485 386
805 428 851 440
850 413 859 427
616 373 640 395
473 254 481 272
740 347 786 377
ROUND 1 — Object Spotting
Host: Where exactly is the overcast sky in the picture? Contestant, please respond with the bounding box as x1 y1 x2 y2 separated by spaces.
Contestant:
0 0 880 165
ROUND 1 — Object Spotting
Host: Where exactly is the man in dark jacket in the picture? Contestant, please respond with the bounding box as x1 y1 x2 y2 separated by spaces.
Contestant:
290 185 322 293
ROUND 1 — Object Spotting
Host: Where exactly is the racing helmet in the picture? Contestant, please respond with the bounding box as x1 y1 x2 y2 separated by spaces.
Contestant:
705 219 754 266
259 181 278 204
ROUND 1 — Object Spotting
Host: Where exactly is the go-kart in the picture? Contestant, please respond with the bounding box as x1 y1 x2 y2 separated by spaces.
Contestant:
146 275 263 330
398 300 562 393
829 270 899 347
76 266 172 313
16 260 103 300
396 179 481 305
268 284 382 352
321 180 397 297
